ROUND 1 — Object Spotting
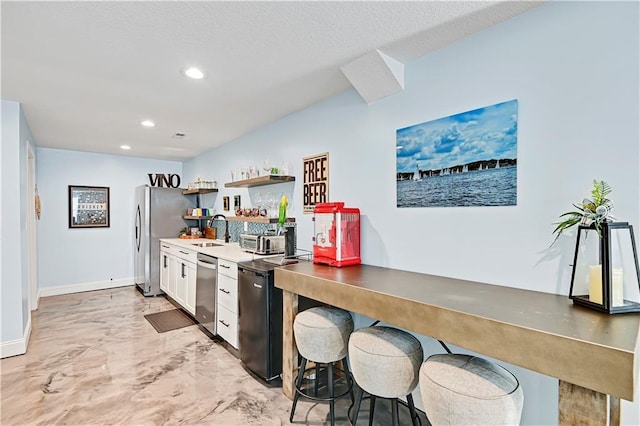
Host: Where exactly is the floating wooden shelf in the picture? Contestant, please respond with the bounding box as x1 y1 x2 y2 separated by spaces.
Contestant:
182 188 218 195
224 216 295 224
224 175 295 188
183 215 214 220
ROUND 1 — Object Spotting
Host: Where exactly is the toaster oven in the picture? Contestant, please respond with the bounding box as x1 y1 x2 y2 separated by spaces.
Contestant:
240 233 286 255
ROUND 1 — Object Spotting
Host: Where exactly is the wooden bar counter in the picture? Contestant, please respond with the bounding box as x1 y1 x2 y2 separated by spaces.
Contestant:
275 262 640 425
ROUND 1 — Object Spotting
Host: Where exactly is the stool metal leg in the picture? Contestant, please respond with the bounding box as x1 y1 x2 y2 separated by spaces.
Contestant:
342 357 355 404
328 362 335 426
289 357 308 423
407 393 420 426
350 386 364 425
314 363 320 397
368 395 376 426
391 399 399 426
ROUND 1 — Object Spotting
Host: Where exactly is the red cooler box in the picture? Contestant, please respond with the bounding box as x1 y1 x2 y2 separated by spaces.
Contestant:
313 202 361 267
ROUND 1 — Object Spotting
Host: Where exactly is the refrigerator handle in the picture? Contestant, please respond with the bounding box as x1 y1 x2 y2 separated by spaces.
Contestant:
135 205 141 251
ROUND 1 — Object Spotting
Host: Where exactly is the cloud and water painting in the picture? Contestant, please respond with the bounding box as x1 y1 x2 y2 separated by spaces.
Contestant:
396 100 518 208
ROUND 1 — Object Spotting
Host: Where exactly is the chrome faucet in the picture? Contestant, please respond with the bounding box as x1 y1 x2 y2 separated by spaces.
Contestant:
212 214 230 243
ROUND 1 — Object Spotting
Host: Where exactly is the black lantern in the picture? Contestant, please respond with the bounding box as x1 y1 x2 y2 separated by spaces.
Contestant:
569 222 640 313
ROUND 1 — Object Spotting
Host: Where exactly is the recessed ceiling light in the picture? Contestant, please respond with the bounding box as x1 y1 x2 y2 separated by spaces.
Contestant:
141 120 155 128
120 145 131 150
183 67 204 79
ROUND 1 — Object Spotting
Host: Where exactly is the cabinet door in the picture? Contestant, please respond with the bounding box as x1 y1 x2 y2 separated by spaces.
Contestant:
217 273 238 314
218 259 238 279
167 255 177 298
184 261 197 316
175 260 187 306
217 305 238 349
160 251 170 293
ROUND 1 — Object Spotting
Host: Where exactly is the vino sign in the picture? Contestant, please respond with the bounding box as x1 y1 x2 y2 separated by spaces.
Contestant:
148 173 181 188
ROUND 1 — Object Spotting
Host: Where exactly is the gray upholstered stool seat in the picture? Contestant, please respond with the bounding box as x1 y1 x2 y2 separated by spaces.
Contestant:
420 354 524 426
349 326 423 426
294 306 353 363
290 307 354 426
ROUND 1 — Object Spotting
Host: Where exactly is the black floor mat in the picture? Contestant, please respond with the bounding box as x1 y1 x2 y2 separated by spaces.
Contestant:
144 309 196 333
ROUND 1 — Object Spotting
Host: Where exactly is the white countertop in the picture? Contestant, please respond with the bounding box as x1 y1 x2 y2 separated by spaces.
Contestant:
159 238 276 263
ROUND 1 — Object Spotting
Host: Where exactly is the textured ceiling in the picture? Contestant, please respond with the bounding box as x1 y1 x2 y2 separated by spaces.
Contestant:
1 1 542 161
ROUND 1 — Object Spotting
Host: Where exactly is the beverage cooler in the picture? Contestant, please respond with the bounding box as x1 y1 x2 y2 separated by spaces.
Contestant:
312 202 361 267
237 260 283 382
238 259 325 382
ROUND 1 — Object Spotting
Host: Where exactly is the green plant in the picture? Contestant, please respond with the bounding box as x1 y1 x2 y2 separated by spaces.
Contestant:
552 180 613 244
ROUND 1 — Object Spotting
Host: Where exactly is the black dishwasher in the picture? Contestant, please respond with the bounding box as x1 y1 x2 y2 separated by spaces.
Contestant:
237 259 283 382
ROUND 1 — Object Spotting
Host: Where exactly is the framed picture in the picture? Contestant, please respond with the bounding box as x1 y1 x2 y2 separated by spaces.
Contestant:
223 196 230 211
396 99 518 208
68 185 110 228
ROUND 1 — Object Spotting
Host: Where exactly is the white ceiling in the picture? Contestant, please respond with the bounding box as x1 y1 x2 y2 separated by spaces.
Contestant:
2 1 542 161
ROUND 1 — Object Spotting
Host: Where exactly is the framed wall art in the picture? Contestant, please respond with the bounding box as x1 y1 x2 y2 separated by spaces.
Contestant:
303 152 329 214
68 185 110 228
396 99 518 208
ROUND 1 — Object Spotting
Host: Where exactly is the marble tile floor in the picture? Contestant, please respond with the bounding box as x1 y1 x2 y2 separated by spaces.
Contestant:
0 286 428 425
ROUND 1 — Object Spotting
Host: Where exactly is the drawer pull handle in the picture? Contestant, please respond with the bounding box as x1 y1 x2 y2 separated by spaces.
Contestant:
220 288 230 294
219 320 230 328
221 264 230 269
179 250 189 255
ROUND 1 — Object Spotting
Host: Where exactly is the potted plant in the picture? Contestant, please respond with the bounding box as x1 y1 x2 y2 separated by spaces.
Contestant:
552 180 613 244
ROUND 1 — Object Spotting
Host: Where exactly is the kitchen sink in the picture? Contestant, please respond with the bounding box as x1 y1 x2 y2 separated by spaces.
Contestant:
192 242 224 247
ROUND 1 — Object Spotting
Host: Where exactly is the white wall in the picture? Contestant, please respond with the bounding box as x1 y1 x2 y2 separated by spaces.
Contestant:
36 148 182 290
184 2 639 424
1 100 36 356
19 106 35 327
1 100 24 344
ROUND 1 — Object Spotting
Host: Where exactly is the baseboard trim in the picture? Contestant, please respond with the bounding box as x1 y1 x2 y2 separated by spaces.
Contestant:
0 315 31 359
39 278 134 298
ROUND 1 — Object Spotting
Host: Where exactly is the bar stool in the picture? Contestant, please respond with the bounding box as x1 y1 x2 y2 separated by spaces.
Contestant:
290 307 354 426
419 354 524 425
348 326 423 426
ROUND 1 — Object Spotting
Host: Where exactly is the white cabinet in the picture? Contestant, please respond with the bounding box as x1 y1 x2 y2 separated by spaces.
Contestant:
159 242 197 316
217 258 239 348
167 256 177 298
160 243 177 298
184 261 196 315
216 304 238 348
217 273 238 313
175 260 187 306
160 245 171 293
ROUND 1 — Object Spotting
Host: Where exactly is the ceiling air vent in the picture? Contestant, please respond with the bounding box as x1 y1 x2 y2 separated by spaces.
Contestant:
172 132 187 139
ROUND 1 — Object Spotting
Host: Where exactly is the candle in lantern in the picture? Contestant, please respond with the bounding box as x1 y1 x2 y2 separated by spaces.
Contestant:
612 267 624 307
589 265 603 304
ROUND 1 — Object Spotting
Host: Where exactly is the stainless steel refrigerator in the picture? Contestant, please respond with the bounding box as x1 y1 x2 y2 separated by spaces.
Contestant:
134 185 194 296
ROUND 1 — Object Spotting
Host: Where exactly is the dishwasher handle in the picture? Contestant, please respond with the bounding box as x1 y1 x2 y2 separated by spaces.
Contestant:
197 259 217 270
